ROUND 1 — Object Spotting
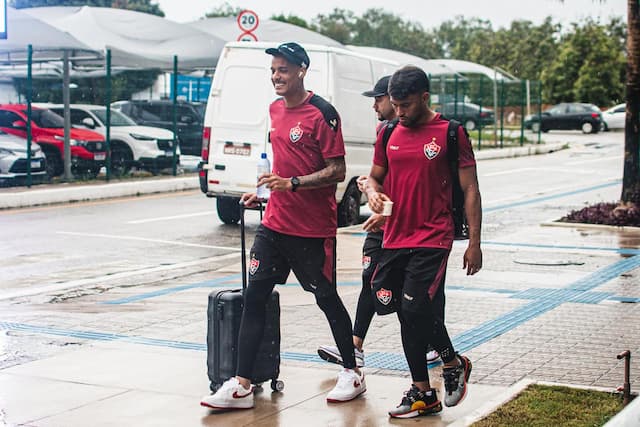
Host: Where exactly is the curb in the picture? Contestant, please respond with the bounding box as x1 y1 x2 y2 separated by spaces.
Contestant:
474 141 567 161
0 142 566 210
541 220 640 234
0 175 199 210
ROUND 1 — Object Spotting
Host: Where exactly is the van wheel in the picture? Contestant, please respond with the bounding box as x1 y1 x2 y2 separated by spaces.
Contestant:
338 183 361 227
217 196 242 225
110 142 133 176
581 122 594 134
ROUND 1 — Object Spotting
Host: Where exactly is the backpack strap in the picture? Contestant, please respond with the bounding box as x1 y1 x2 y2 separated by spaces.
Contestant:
446 119 461 172
381 118 400 155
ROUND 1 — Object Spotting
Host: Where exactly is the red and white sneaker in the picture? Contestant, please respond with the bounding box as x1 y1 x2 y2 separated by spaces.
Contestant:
200 377 254 410
326 368 366 403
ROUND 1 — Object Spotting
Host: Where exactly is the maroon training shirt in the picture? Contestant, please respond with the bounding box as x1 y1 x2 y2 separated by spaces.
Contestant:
373 113 476 249
262 92 346 238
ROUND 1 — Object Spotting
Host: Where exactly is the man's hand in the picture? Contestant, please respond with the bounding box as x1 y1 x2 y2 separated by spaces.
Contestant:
258 173 292 192
356 175 368 193
368 192 391 214
463 244 482 275
362 213 385 232
240 192 260 208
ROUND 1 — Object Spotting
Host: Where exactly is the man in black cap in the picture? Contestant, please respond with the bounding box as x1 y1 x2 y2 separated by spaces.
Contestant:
201 42 365 411
317 75 442 368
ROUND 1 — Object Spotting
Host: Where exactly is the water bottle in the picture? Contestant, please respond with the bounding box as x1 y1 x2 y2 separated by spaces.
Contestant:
256 152 271 200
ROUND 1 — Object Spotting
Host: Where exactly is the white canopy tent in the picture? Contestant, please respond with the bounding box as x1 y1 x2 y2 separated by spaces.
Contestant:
429 59 517 82
0 7 99 63
22 6 226 71
0 7 104 181
346 45 460 78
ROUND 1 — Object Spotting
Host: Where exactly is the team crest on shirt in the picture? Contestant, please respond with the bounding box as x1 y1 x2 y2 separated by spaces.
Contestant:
289 123 303 143
249 257 260 275
376 288 393 305
424 137 441 160
362 255 371 270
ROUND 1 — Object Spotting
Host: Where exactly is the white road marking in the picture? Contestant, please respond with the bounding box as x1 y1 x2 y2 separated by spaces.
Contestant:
57 231 241 251
483 167 607 177
0 252 240 301
565 155 623 166
483 177 620 205
127 211 212 224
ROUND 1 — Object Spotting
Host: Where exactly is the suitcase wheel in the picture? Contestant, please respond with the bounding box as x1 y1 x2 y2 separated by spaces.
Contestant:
271 379 284 392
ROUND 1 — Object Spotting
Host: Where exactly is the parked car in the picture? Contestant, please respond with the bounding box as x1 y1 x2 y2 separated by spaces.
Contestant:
43 104 179 176
0 130 47 186
0 104 106 179
437 102 495 131
524 102 603 134
601 103 626 131
111 100 203 156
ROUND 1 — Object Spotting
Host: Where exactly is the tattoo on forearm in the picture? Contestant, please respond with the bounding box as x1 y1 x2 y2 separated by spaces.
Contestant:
300 157 346 189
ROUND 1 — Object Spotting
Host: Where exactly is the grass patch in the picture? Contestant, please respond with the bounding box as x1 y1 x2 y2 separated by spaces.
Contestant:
472 384 624 427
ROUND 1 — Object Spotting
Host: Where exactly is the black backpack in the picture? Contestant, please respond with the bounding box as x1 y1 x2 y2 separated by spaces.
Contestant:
381 118 469 240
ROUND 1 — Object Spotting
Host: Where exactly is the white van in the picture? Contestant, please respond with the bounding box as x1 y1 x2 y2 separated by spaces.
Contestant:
198 41 399 226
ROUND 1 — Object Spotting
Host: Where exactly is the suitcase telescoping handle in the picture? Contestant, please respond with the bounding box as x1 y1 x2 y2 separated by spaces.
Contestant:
239 200 263 291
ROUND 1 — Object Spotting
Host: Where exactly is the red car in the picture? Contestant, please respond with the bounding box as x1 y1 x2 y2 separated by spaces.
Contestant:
0 104 106 178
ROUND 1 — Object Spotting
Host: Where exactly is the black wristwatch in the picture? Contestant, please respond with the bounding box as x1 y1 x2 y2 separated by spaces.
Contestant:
290 176 300 192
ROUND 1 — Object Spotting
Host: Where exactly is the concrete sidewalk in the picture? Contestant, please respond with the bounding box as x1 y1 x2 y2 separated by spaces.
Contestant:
0 142 565 210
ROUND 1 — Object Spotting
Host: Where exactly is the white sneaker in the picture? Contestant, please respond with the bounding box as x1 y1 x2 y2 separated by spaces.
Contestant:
427 349 441 363
326 368 366 403
317 344 365 367
200 377 254 410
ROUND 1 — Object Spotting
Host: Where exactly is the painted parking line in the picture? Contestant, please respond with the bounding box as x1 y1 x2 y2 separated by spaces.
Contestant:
452 255 640 353
100 274 242 305
127 211 213 224
483 180 621 213
103 237 638 305
101 279 362 305
482 241 640 256
4 256 639 372
57 231 240 251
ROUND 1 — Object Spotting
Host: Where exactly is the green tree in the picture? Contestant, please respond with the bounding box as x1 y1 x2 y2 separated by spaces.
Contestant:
313 8 356 44
541 20 625 106
270 14 313 30
204 2 244 18
10 0 164 16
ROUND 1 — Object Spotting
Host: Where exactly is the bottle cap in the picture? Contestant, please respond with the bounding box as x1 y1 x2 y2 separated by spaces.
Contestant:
261 152 267 159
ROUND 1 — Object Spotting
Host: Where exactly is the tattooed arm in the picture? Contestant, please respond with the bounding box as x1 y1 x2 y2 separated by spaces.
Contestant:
258 156 346 192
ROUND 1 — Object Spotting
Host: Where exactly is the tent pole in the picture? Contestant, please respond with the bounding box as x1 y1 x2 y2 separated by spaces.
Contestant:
63 50 72 181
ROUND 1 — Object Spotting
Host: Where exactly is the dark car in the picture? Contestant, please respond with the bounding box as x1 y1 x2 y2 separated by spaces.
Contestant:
111 100 203 156
524 102 603 134
438 102 495 131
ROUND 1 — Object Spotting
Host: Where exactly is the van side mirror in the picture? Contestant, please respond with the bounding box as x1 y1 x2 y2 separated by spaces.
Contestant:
81 117 97 129
12 120 27 129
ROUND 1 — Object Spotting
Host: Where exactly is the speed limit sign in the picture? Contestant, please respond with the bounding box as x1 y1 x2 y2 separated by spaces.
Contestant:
237 10 259 33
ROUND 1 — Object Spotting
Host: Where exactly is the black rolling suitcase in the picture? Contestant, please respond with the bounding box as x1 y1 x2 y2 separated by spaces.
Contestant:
206 202 283 393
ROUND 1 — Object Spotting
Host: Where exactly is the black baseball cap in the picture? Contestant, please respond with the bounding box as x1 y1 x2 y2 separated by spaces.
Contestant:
265 42 310 69
362 75 391 97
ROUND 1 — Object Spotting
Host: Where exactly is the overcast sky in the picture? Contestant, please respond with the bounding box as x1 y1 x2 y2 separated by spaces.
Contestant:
157 0 626 29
